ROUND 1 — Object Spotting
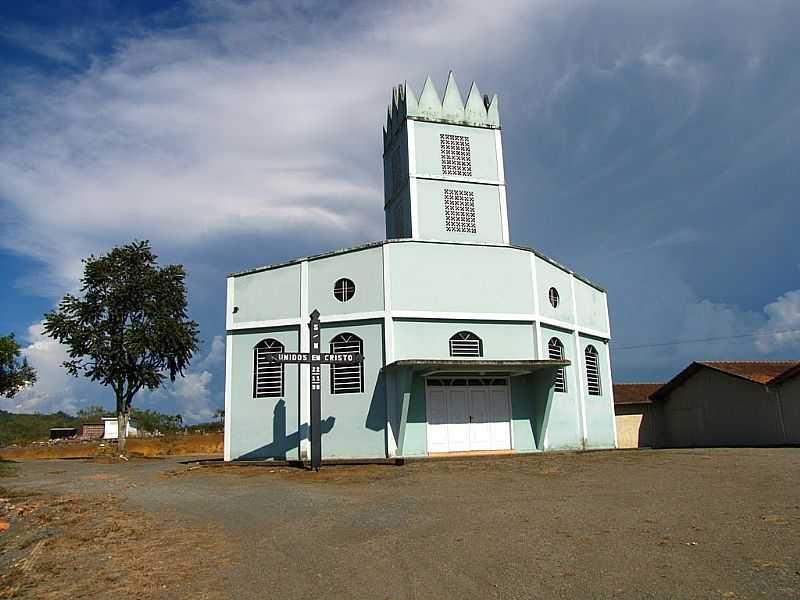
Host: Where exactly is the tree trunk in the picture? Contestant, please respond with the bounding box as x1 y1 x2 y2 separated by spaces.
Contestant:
117 410 129 454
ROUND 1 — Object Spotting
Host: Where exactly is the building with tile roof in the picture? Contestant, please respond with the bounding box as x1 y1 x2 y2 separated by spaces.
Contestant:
648 361 800 447
613 383 661 448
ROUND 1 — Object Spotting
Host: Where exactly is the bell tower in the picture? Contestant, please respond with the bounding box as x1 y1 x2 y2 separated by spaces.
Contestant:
383 72 508 244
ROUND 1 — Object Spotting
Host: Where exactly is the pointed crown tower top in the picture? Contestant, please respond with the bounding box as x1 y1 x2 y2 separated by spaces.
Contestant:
383 71 500 149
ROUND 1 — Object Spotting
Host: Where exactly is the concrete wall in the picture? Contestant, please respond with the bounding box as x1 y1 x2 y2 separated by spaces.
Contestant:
227 327 301 460
660 369 785 447
308 246 384 316
535 257 575 325
574 277 609 332
539 325 581 449
413 121 499 181
779 376 800 444
415 179 504 243
389 243 534 313
319 320 386 458
578 336 616 449
233 265 300 323
614 405 655 448
393 319 537 360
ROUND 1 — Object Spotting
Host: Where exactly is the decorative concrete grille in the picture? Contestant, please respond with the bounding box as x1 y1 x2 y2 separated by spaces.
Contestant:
548 337 567 393
254 338 284 398
585 345 602 396
444 189 476 233
440 133 472 176
549 287 560 309
333 278 356 302
427 377 508 387
449 331 483 357
330 333 364 394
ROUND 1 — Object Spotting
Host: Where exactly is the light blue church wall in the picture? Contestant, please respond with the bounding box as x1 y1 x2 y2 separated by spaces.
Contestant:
535 256 575 324
393 319 537 360
389 243 534 313
413 121 499 180
574 278 609 332
232 264 301 323
308 246 384 315
319 320 386 458
578 335 616 449
539 324 582 449
510 371 557 452
416 179 505 243
227 327 301 460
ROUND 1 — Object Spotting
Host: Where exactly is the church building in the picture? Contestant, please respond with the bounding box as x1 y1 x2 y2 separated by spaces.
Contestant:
224 74 616 461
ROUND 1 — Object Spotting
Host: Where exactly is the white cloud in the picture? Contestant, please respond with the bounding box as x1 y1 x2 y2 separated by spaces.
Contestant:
755 290 800 353
197 335 225 371
0 0 541 295
3 322 96 414
168 370 215 423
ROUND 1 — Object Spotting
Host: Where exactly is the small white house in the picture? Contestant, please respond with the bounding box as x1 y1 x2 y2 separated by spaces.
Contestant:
102 417 138 440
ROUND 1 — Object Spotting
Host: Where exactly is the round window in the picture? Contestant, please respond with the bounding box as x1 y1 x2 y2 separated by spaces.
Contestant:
548 287 560 309
333 278 355 302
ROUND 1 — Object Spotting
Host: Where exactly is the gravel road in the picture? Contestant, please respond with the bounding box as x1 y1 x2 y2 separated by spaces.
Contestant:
2 448 799 599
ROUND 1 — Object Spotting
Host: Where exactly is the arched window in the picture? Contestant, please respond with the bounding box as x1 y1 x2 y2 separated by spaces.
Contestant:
585 345 602 396
449 331 483 357
548 337 567 393
253 338 284 398
330 333 364 394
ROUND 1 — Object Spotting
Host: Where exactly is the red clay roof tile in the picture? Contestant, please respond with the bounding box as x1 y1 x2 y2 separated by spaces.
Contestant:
613 383 661 405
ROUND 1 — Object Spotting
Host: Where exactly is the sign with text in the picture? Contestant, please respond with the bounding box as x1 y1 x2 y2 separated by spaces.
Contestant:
265 310 364 471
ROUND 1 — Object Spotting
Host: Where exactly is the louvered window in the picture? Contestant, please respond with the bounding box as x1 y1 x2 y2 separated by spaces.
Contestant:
253 338 284 398
330 333 364 394
548 337 567 393
440 133 472 176
444 189 476 233
585 345 602 396
449 331 483 357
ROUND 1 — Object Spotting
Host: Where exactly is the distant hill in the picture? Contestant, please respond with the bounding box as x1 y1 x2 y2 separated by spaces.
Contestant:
0 410 83 446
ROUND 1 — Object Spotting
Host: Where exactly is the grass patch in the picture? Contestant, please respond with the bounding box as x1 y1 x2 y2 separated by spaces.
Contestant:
0 459 18 477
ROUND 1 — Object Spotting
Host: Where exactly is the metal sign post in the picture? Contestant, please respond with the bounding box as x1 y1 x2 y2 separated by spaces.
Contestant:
268 309 363 471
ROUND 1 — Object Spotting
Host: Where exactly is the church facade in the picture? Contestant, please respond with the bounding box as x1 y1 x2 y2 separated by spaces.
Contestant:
224 74 616 461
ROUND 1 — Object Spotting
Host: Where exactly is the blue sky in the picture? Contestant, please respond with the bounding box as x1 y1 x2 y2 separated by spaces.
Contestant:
1 0 799 420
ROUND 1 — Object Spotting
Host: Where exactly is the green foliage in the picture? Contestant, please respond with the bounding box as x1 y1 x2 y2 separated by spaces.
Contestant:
0 334 37 398
77 405 114 419
131 408 183 434
0 410 82 446
42 240 200 418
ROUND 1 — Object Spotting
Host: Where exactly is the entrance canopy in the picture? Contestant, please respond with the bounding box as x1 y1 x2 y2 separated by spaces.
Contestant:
383 359 569 378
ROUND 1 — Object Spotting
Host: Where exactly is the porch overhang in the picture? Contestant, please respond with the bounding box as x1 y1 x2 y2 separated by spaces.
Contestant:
382 359 569 378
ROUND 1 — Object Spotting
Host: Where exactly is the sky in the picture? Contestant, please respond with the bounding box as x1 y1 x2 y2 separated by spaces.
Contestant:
1 0 799 420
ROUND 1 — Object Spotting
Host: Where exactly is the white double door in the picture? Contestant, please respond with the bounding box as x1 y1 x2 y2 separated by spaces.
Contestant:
427 386 512 453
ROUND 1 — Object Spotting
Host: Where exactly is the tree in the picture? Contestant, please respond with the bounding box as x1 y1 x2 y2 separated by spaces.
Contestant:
0 334 37 398
77 405 113 420
131 408 183 435
43 241 199 453
214 408 225 425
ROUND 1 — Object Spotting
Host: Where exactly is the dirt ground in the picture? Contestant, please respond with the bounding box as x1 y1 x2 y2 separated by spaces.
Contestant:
0 433 223 461
1 448 799 599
